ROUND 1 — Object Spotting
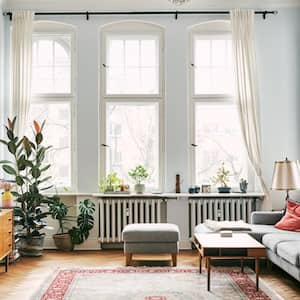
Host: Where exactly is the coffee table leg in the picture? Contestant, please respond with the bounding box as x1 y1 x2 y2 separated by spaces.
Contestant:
255 257 259 291
199 254 202 273
241 258 244 273
207 257 211 291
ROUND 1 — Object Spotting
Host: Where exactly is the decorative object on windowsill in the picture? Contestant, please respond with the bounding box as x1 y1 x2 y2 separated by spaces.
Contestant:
99 172 122 193
168 0 191 5
202 184 211 193
195 185 200 193
0 117 57 257
50 198 95 251
0 181 13 208
212 163 231 193
128 165 149 194
240 178 248 193
188 186 195 194
175 174 181 193
271 157 300 204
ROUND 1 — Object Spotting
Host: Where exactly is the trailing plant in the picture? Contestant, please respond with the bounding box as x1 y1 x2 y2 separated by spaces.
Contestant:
0 117 57 237
99 172 122 192
212 163 231 187
128 165 149 184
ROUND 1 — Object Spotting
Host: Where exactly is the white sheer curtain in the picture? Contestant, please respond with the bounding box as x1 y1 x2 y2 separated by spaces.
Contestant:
11 11 34 136
230 9 270 210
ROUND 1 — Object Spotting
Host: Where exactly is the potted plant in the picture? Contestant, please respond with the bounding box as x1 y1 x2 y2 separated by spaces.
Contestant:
240 178 248 193
99 172 122 193
212 163 231 193
128 165 149 194
0 117 57 256
50 198 95 251
50 198 73 251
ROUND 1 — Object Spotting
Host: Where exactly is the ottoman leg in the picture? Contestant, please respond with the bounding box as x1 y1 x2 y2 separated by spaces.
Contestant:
125 253 132 266
171 253 177 267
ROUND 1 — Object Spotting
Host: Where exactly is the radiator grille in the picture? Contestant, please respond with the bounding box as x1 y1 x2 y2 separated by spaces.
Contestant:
189 197 256 237
99 198 163 243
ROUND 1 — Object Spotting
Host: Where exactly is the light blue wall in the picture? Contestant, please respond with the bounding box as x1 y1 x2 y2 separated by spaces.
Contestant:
1 8 300 208
256 8 300 208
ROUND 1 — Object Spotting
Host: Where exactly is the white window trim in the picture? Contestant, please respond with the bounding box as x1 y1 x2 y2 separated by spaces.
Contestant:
99 21 165 192
101 28 164 98
32 22 77 192
188 21 254 189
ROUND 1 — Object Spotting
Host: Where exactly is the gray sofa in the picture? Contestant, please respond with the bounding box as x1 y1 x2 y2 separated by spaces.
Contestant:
194 211 300 281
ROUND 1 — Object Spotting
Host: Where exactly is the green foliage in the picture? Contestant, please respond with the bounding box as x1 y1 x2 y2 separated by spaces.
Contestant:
50 198 69 234
99 172 122 192
69 199 95 245
212 163 231 187
0 117 56 237
240 178 248 184
50 197 95 245
128 165 149 184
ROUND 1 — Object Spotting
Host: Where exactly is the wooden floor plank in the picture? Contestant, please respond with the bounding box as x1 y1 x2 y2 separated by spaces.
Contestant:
0 250 299 299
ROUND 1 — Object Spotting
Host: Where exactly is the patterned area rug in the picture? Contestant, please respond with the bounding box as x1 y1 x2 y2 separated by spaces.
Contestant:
31 267 282 300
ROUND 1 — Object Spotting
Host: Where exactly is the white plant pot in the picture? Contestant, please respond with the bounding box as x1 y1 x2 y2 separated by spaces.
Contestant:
134 183 145 194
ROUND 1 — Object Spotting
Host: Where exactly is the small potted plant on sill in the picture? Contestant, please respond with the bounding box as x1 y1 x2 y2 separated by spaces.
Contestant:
99 172 122 193
128 165 149 194
50 198 95 251
240 178 248 193
212 163 231 193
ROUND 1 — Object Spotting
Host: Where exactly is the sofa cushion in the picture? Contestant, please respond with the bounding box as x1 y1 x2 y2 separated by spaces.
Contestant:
277 241 300 266
275 200 300 232
262 233 300 253
122 223 180 242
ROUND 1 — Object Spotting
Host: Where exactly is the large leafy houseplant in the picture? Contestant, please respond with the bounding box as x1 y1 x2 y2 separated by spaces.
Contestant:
0 117 57 256
50 198 95 251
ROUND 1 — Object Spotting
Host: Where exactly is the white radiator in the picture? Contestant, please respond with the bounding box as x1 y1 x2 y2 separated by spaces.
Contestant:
99 198 163 243
189 197 256 237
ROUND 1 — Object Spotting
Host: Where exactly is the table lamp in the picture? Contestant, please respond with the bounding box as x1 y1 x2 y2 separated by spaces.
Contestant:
271 158 300 201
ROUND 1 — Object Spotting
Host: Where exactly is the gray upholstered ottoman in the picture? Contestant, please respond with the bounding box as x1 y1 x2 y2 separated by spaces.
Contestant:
122 223 180 266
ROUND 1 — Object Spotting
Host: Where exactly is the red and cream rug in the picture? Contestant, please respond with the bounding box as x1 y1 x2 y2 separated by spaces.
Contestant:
29 267 282 300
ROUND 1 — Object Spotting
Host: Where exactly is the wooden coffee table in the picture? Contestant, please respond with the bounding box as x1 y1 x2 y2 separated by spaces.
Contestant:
194 233 266 292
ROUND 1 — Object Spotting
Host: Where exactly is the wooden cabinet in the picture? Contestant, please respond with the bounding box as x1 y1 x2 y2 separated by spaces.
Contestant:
0 209 13 272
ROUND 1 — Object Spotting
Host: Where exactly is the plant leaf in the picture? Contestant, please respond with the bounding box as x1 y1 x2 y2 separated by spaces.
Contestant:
2 164 16 175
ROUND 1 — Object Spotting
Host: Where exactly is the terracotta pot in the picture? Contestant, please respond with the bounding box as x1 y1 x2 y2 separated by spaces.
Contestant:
53 233 74 251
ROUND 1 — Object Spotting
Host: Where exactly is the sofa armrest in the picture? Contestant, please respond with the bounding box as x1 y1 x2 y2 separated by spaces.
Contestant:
251 211 283 225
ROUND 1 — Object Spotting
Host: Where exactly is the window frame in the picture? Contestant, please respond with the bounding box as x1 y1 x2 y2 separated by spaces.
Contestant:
31 21 77 192
99 21 165 191
189 21 254 189
101 29 164 98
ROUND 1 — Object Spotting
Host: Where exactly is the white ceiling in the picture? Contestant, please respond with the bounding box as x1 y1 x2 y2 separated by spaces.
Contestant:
3 0 300 11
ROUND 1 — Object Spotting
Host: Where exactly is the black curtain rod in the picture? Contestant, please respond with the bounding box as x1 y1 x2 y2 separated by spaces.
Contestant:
3 10 278 21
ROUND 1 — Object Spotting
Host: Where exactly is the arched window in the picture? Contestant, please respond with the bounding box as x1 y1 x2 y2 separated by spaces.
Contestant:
100 21 164 191
29 21 76 190
189 21 252 189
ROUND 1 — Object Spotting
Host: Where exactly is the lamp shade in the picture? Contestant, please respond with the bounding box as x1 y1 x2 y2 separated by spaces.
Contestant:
271 159 300 190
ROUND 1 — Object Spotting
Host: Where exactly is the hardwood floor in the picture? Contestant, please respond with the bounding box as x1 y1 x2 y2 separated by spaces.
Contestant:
0 250 300 299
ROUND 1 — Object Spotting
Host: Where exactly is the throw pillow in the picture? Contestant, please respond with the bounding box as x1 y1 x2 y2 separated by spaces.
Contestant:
275 199 300 232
